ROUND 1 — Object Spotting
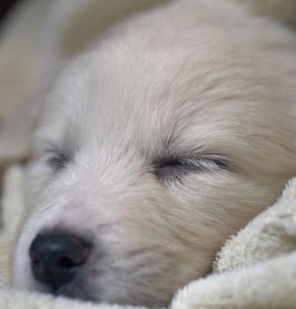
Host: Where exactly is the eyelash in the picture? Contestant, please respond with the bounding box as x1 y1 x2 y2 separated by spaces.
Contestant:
45 150 71 172
154 156 230 181
44 149 229 181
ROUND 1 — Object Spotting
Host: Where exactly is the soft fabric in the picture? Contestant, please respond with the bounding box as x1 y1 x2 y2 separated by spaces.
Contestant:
172 178 296 309
0 165 296 309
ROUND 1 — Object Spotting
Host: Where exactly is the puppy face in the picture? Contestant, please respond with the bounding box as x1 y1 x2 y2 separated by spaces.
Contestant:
13 1 296 307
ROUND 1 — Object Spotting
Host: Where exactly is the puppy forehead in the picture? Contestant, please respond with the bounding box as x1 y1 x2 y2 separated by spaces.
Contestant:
41 45 244 141
39 20 287 159
41 68 229 161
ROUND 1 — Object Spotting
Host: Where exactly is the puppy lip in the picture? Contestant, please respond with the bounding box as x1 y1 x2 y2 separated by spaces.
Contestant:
53 282 99 303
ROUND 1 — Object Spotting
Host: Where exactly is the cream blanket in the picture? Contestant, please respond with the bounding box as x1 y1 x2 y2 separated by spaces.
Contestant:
1 164 296 309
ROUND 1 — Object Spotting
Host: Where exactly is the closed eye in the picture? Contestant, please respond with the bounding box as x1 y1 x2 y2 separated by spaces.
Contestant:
45 149 72 172
154 155 230 182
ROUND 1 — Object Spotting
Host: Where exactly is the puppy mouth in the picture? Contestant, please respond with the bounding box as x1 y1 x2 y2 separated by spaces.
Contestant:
26 229 166 306
53 280 98 303
27 234 177 307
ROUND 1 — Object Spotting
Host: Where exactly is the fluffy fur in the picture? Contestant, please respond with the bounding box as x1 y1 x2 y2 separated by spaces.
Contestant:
10 0 296 307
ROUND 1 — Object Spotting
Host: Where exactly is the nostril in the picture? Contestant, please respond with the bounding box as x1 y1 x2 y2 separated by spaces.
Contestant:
57 256 79 268
29 232 92 292
30 254 42 265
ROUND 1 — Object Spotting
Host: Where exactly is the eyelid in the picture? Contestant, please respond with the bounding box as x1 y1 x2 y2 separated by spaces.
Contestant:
44 148 72 171
156 154 229 167
183 156 230 170
44 148 64 160
154 155 230 181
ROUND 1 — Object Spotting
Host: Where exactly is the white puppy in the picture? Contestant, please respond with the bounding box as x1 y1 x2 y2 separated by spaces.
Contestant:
12 0 296 307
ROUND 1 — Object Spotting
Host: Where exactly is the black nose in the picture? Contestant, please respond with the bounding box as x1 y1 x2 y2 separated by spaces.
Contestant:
29 232 92 292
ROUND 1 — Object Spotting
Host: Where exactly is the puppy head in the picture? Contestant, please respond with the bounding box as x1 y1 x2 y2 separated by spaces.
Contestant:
13 5 296 307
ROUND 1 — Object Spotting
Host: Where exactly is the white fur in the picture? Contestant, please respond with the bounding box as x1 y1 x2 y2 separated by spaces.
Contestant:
11 0 296 307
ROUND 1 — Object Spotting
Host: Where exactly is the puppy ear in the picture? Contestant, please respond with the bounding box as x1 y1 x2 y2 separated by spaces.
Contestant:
0 99 40 170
